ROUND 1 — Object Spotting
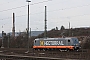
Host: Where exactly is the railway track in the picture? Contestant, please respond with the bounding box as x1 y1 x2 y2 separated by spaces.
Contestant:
0 48 90 60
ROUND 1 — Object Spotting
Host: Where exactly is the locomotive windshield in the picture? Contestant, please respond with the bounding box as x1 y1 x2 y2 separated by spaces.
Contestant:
72 38 79 44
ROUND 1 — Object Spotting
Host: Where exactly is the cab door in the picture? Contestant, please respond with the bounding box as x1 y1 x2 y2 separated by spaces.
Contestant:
67 39 71 46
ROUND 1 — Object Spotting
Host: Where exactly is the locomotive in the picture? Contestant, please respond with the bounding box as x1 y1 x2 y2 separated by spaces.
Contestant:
33 37 80 51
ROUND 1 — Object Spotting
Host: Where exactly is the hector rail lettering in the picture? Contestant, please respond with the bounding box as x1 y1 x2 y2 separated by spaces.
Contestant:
40 41 64 46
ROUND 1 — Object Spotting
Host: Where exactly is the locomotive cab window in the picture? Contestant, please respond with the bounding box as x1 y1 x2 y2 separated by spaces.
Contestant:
68 40 70 42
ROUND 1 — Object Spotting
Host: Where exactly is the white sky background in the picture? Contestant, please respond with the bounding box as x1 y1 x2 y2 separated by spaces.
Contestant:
0 0 90 33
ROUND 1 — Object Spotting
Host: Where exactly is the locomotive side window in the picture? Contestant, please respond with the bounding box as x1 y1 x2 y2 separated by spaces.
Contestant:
68 40 70 42
34 40 36 43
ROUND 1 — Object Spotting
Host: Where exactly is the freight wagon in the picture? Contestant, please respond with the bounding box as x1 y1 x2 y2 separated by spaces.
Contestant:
33 37 80 51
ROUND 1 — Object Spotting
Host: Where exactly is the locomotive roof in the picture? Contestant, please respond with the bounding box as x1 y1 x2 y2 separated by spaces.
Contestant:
35 37 77 41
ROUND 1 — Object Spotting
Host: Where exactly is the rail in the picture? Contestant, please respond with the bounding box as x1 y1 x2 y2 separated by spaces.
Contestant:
0 48 90 60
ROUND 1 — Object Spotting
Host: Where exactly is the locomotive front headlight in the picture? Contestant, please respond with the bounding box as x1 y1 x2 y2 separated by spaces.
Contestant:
75 44 79 47
74 44 78 46
75 44 77 45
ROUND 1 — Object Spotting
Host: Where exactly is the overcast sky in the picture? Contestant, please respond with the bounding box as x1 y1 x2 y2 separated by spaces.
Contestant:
0 0 90 33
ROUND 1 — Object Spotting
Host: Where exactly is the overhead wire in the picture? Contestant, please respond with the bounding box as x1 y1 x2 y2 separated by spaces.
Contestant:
0 0 52 20
0 5 27 12
1 13 90 21
16 3 90 16
30 0 52 5
47 4 90 12
0 0 89 13
49 14 90 20
0 0 18 5
0 0 90 32
0 0 90 20
0 0 52 13
18 3 90 15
